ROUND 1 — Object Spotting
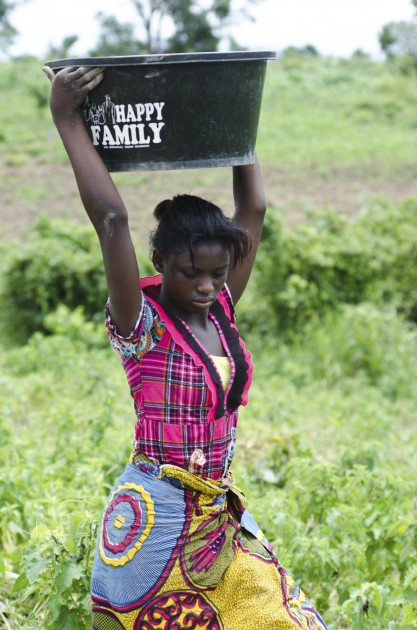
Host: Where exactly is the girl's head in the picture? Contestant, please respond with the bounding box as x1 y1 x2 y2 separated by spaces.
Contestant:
150 195 250 405
150 194 250 269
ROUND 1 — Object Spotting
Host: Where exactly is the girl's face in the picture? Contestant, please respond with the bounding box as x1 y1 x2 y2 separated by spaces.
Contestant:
154 242 230 317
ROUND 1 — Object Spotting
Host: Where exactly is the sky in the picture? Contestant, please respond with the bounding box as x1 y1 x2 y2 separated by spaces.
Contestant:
8 0 417 61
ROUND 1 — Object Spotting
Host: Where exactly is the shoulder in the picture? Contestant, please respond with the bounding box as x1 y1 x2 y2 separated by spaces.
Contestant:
106 275 166 359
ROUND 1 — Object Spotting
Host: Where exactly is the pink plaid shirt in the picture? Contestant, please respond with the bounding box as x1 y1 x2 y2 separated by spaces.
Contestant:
106 275 253 479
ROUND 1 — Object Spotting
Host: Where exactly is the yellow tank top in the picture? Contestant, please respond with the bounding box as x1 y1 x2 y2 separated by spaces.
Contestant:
211 355 231 389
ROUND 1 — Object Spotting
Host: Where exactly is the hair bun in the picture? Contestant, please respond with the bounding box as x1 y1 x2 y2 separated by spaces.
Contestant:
153 199 172 221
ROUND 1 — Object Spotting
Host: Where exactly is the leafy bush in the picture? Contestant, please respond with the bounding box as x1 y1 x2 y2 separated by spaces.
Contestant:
358 198 417 321
12 515 97 629
1 218 107 341
0 316 131 628
292 303 417 398
240 455 417 628
238 199 417 338
1 217 155 342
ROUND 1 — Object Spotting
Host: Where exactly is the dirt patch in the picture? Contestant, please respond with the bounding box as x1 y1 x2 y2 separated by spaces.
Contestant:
263 163 417 223
2 158 417 245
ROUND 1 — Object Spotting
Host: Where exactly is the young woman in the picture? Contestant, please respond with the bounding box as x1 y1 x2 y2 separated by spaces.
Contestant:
43 65 327 630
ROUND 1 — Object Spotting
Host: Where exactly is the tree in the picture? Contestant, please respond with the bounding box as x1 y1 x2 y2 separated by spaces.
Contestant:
128 0 172 53
281 44 320 58
46 35 79 61
0 0 17 53
379 20 417 59
91 13 143 56
379 24 397 59
90 0 260 56
165 0 230 52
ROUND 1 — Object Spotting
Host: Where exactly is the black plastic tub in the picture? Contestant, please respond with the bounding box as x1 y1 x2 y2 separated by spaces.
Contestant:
44 51 276 172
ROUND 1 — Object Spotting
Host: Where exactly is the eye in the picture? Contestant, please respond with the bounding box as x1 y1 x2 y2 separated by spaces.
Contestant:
181 269 196 279
213 268 228 279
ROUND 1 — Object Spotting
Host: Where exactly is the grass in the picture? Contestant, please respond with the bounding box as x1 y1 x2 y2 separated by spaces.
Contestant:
1 53 417 628
258 55 417 170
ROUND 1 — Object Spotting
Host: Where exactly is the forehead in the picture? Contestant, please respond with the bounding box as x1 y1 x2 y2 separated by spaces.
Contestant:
171 243 230 267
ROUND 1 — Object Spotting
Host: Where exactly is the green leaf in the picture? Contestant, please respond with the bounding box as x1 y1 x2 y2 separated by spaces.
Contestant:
55 562 84 594
404 564 417 589
11 571 30 593
25 556 49 584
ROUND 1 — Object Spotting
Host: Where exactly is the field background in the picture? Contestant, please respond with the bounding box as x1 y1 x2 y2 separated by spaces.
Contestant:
1 53 417 628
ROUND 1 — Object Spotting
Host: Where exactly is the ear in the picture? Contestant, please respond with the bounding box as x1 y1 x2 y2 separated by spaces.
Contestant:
152 250 164 273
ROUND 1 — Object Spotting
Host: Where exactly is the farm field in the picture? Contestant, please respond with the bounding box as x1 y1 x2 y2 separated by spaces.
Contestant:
1 53 417 628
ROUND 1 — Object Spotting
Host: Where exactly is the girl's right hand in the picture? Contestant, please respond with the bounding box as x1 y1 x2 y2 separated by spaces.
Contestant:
42 65 104 118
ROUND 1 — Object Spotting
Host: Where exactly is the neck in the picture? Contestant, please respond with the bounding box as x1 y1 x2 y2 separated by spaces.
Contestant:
157 291 210 328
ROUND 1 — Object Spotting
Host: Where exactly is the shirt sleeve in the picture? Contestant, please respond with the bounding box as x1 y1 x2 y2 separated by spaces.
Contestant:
105 293 166 360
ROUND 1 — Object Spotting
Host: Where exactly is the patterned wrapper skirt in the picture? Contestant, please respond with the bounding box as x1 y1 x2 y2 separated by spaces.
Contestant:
91 459 327 630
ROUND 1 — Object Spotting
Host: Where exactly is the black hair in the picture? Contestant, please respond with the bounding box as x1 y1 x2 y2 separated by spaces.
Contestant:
150 194 250 268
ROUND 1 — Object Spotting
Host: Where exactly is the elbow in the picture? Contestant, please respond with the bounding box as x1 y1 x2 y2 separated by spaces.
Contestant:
253 196 267 219
257 197 267 217
98 207 129 240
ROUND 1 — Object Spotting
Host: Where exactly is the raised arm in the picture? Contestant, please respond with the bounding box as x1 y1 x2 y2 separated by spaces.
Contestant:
43 65 141 336
226 155 266 304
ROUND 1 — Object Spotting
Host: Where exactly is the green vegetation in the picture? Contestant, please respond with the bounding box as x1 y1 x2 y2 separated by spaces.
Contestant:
1 54 417 628
259 53 417 168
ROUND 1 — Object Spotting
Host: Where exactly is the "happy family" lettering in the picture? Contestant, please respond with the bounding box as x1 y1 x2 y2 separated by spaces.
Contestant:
84 97 166 148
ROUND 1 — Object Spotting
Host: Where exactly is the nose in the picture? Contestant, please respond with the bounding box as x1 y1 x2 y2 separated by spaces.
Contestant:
196 276 214 295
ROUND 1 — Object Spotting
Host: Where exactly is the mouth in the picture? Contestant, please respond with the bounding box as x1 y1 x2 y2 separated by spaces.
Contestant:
192 297 214 308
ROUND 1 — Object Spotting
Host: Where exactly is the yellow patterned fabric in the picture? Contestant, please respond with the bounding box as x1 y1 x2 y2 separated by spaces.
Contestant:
92 460 327 629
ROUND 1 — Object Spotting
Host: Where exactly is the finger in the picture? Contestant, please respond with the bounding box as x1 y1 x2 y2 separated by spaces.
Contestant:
81 67 105 88
42 65 56 82
85 70 105 91
65 67 105 95
60 66 102 93
50 66 77 82
70 66 105 84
